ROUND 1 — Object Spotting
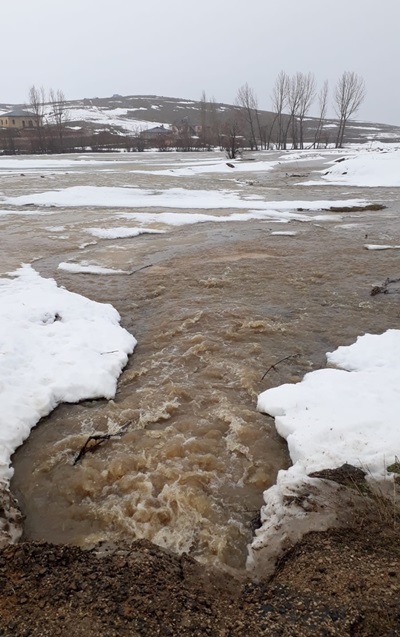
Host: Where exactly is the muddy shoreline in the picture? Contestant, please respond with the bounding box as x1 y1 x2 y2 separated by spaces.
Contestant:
0 515 399 636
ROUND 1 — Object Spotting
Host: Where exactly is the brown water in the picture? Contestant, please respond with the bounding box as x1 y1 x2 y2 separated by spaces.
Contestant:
2 150 400 570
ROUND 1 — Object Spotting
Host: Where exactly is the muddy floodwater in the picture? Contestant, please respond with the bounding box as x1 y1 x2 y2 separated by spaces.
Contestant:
2 150 400 571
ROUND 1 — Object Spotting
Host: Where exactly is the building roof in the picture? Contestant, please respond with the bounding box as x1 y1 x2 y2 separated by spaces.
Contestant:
1 108 38 118
143 125 172 135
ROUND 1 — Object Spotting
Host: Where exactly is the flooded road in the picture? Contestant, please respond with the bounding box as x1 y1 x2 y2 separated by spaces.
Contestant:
2 150 400 570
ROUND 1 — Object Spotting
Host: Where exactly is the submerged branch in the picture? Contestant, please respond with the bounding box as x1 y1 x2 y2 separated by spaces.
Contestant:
73 420 132 465
371 277 400 296
260 354 300 381
128 264 153 276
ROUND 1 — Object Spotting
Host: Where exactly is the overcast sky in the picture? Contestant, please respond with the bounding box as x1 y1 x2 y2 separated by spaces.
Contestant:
2 0 399 124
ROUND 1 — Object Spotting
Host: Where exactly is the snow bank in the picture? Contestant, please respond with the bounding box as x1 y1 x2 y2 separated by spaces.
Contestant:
364 244 400 250
130 159 279 176
304 149 400 187
270 231 298 236
0 157 114 171
118 210 302 225
248 330 400 575
87 227 165 239
0 186 367 216
57 262 126 274
0 265 136 542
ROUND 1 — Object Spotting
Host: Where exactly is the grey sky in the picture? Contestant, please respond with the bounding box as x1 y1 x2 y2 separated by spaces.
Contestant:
2 0 399 124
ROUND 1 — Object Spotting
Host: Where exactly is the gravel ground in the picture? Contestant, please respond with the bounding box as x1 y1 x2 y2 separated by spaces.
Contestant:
0 517 399 637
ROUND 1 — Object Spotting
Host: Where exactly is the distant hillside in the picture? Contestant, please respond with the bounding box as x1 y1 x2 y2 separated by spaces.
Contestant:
66 95 400 144
68 95 237 130
1 94 400 146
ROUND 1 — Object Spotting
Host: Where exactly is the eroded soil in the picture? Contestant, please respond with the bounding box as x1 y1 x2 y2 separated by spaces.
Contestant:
0 517 399 636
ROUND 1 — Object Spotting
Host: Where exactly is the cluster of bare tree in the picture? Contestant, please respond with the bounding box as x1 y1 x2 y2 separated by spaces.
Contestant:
27 85 69 152
0 85 71 154
334 72 366 148
220 71 366 157
133 72 364 159
269 72 319 150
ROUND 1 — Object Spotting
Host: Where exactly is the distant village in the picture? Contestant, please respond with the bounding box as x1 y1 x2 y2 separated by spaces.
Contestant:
0 100 212 155
0 72 377 156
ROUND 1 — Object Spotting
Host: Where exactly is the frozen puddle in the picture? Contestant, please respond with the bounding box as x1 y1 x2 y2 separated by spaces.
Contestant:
248 330 400 575
0 265 135 544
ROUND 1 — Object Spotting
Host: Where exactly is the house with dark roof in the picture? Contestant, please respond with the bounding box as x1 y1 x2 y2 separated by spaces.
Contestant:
0 108 41 129
139 124 174 141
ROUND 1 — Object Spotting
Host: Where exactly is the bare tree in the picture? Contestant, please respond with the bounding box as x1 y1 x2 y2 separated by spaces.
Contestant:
0 128 18 155
208 96 222 148
313 80 329 148
283 73 304 149
258 114 271 150
254 107 264 149
198 90 209 150
48 88 68 152
279 72 316 149
198 90 217 150
270 71 290 149
28 85 46 152
221 114 244 159
334 71 366 148
297 72 316 149
236 83 259 150
262 112 275 150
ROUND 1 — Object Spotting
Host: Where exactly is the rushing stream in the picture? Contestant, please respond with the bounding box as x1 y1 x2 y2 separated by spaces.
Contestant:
1 150 399 570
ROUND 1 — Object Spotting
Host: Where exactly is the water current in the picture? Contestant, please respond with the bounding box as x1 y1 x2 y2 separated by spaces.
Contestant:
2 150 400 570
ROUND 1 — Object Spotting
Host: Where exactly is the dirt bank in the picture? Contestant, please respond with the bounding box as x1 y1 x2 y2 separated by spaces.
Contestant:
0 517 398 637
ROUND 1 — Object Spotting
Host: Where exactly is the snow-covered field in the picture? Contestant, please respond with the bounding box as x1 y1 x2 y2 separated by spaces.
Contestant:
0 146 400 567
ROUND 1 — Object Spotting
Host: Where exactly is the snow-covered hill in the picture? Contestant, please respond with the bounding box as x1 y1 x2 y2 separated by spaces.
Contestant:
1 94 400 143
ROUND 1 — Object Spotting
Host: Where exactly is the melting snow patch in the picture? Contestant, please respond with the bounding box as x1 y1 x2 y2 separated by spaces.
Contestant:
130 159 279 177
364 244 400 250
87 227 165 239
270 231 297 236
0 265 136 542
58 262 127 274
248 330 400 575
0 186 367 215
303 149 400 187
79 241 97 249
